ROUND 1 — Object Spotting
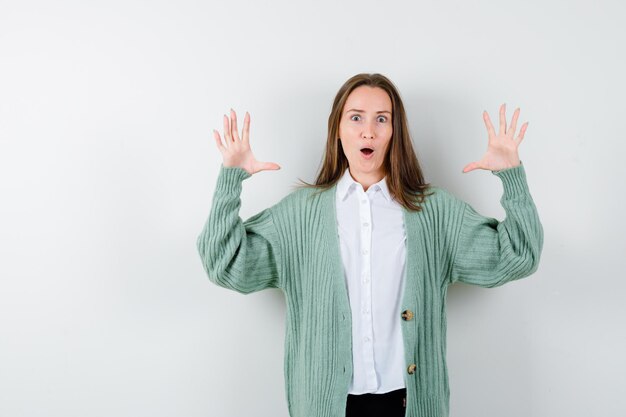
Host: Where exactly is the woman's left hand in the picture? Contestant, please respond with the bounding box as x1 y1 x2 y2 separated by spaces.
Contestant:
462 103 528 173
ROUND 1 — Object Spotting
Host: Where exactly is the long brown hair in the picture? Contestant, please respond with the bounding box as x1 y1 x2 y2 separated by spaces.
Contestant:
295 73 434 212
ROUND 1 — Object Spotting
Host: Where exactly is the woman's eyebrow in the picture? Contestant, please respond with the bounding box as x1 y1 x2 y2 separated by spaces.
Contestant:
346 109 392 114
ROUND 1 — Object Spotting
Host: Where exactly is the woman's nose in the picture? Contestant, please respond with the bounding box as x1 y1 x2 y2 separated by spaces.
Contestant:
362 126 375 139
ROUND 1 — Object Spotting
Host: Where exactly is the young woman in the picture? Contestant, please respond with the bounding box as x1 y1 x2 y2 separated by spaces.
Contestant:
198 73 543 417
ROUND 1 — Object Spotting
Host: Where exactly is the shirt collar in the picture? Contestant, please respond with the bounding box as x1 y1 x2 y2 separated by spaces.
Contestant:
337 168 391 202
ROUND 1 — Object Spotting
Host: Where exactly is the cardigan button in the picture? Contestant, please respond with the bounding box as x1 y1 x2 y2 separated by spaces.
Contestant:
407 364 417 374
401 310 414 321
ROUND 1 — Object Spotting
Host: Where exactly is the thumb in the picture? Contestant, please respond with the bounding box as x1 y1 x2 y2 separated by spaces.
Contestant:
261 161 281 171
462 162 479 173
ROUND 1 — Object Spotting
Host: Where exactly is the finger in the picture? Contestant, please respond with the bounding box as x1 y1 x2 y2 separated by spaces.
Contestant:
223 114 232 142
213 129 226 153
509 108 520 138
262 161 281 171
462 161 479 173
516 122 529 144
230 108 241 142
483 111 496 138
242 111 250 144
499 103 506 135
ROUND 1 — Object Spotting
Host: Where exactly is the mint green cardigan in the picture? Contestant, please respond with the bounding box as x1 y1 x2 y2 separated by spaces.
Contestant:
196 162 543 417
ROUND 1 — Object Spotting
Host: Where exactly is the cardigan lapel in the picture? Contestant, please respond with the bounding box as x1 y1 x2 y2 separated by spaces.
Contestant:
401 206 426 348
321 184 352 318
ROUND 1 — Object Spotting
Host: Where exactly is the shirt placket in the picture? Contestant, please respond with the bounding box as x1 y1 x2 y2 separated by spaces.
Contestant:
357 186 377 390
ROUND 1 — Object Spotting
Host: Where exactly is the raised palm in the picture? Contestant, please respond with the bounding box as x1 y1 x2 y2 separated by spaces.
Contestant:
213 109 281 175
462 103 528 173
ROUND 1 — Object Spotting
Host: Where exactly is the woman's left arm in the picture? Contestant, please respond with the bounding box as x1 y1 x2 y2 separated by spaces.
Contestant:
449 104 544 287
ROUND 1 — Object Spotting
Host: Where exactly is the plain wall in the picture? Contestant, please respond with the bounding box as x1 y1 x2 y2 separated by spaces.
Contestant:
1 0 625 416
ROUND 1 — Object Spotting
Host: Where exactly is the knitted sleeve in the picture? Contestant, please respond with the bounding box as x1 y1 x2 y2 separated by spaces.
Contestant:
196 164 283 294
449 162 544 287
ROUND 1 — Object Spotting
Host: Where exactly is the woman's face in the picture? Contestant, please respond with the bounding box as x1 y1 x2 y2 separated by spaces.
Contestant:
338 85 393 179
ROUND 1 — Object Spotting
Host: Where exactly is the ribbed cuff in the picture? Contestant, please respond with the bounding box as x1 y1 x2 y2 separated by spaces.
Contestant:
215 164 252 193
491 160 530 198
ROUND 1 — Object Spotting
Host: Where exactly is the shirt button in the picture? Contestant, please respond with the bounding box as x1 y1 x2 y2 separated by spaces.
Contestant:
361 199 367 204
407 364 417 374
363 222 369 227
364 336 370 342
362 249 368 254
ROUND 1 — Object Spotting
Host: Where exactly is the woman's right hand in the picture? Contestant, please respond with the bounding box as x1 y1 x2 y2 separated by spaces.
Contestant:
213 109 281 176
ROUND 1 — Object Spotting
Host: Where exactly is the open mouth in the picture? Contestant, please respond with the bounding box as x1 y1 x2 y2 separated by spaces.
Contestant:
360 147 374 155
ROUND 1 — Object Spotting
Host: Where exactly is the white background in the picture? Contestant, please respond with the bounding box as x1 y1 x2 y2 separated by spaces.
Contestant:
1 0 625 416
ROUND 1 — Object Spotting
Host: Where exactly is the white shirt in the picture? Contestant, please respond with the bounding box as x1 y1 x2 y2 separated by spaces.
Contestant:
335 167 407 394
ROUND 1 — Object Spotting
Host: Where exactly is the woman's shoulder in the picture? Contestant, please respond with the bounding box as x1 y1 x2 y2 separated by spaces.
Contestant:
421 184 465 209
427 184 455 199
269 184 328 214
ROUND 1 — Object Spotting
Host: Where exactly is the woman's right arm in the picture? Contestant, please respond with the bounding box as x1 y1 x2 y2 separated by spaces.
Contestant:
196 164 283 293
196 109 283 294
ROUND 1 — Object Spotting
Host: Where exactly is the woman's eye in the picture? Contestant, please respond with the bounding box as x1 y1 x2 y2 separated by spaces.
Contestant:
350 115 388 122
